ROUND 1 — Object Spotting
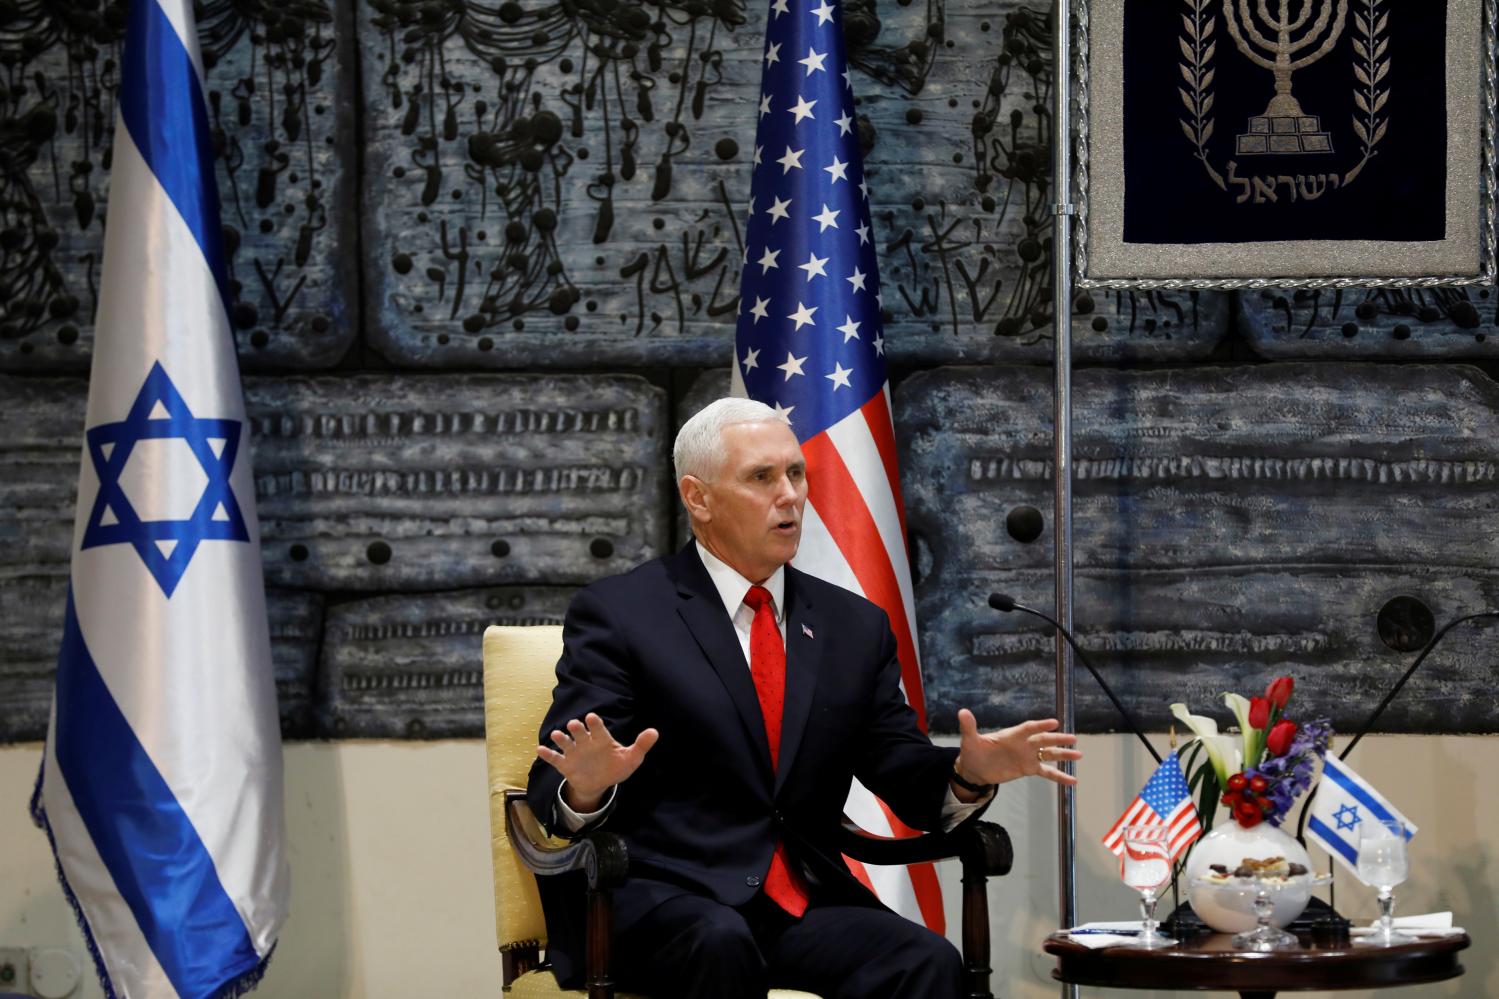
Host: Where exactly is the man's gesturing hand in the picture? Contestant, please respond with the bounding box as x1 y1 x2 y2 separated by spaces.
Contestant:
537 712 659 812
953 708 1081 790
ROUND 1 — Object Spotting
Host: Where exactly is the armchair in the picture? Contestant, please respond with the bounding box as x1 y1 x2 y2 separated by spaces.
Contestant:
482 624 1014 999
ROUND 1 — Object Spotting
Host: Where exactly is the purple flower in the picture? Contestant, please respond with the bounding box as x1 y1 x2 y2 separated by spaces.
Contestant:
1243 718 1332 826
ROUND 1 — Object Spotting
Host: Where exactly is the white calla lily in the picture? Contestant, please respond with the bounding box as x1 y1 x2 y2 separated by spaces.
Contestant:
1170 702 1240 786
1222 691 1261 766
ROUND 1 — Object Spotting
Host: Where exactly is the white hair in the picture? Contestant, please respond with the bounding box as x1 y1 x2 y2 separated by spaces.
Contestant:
673 397 786 482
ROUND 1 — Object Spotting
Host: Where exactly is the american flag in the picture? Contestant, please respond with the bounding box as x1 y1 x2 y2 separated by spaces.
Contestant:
1102 752 1203 863
733 0 944 932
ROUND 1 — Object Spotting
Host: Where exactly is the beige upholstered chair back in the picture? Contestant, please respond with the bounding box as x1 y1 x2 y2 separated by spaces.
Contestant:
483 624 566 952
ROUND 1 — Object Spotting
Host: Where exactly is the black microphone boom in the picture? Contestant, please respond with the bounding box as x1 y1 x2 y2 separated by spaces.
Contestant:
987 593 1162 764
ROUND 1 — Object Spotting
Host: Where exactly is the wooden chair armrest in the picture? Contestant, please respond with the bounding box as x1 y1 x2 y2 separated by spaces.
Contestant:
504 790 629 892
837 816 1013 876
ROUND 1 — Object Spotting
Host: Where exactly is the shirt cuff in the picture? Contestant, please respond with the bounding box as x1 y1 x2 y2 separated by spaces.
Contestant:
940 784 993 832
555 782 618 833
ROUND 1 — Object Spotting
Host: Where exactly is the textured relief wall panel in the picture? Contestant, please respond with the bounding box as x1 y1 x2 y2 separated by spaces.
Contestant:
316 586 572 739
1239 287 1499 359
357 0 1226 366
898 364 1499 735
248 373 669 590
0 0 358 371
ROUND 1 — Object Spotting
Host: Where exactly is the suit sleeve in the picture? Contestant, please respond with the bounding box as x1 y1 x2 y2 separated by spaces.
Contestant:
526 584 643 837
849 609 972 833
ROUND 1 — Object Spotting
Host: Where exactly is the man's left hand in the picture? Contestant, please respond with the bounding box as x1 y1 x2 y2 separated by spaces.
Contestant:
954 708 1081 789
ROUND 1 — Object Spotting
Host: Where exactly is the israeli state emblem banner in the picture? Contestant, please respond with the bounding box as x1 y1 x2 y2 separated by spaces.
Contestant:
1078 0 1494 285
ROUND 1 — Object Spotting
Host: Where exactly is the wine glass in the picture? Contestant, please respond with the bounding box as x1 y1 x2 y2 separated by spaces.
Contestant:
1356 818 1413 945
1120 826 1177 949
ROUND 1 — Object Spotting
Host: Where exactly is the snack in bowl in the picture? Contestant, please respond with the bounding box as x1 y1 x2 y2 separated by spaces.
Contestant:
1202 857 1310 883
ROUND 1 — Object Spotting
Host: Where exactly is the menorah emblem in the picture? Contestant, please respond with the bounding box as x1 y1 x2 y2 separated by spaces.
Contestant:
1223 0 1349 154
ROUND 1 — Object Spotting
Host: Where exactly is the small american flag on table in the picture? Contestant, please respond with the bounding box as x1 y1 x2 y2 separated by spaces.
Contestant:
1102 751 1203 863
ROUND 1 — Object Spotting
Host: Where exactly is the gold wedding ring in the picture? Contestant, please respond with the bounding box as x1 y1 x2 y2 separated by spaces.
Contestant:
1036 746 1049 764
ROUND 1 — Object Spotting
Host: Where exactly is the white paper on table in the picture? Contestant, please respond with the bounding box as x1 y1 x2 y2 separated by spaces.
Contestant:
1350 911 1463 937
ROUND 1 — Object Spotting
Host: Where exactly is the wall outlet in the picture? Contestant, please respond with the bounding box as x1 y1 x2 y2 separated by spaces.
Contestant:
0 947 30 994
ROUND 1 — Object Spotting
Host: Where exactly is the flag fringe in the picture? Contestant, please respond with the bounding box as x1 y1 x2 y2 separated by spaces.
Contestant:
29 756 276 999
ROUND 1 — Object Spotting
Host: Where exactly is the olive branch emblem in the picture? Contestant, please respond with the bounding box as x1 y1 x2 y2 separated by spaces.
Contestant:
1345 0 1390 184
1178 0 1225 189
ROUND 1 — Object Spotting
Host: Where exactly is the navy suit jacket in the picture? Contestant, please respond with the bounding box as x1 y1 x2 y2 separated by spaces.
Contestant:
525 543 965 981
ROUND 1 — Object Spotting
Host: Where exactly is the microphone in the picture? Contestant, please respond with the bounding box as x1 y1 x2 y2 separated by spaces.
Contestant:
1291 608 1499 843
988 593 1162 764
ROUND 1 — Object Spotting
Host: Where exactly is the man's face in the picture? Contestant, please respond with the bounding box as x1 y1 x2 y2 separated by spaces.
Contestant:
685 420 808 583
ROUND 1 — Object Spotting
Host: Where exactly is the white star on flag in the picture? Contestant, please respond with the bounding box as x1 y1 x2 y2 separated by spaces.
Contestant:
757 247 781 273
742 347 761 371
811 0 836 25
834 112 853 136
748 295 771 322
767 195 792 223
759 92 773 118
765 42 781 66
825 156 849 183
777 146 805 172
847 266 867 292
798 251 829 281
826 362 854 390
837 316 861 341
855 222 870 245
788 95 817 124
787 302 818 331
799 48 828 75
812 204 840 232
777 352 807 380
771 0 788 15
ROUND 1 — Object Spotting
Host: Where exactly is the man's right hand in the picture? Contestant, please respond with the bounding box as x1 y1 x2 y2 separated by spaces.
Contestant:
537 712 660 813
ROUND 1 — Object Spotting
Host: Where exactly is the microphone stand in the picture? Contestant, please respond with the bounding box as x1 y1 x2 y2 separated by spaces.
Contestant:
988 594 1162 765
1295 609 1499 845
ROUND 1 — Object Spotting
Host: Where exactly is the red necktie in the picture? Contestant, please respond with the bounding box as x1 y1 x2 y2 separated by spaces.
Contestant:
742 584 809 917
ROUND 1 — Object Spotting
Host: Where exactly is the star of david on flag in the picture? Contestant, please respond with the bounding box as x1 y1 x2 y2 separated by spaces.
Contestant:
1307 755 1417 878
1102 752 1202 863
31 1 288 996
82 362 249 598
733 0 944 932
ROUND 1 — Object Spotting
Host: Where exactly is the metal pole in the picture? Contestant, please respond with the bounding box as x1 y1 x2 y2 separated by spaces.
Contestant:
1051 0 1078 994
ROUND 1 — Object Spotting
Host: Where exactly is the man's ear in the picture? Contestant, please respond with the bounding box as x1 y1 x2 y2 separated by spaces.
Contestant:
679 475 712 526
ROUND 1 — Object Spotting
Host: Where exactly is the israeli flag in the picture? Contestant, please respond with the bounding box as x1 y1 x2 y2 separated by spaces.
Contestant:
29 1 289 996
1307 755 1417 878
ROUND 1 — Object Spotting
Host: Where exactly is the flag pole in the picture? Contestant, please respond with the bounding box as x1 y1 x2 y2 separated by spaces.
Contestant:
1051 0 1079 992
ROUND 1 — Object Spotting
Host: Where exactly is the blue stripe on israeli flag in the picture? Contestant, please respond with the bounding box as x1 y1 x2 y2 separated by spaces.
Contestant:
51 592 262 996
118 0 232 311
1307 755 1416 878
31 1 287 996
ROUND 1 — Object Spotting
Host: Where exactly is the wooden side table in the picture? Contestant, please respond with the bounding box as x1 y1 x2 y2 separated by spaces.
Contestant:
1044 931 1469 998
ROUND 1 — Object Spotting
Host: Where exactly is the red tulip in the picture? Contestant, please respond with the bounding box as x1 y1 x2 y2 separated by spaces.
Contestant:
1266 719 1298 757
1248 696 1271 729
1249 775 1268 794
1234 799 1264 827
1266 676 1294 710
1227 773 1247 792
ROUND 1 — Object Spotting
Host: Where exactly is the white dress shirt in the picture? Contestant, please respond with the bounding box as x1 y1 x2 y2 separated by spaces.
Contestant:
555 541 989 831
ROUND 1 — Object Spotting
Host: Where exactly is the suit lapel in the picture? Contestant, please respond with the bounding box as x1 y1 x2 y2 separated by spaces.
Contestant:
775 567 822 796
669 545 775 780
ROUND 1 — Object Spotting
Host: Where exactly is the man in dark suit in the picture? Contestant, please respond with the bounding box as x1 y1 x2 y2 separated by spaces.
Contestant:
528 398 1081 998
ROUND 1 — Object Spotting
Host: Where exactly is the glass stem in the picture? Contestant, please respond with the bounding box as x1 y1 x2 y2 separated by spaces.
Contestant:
1378 887 1395 934
1140 889 1158 939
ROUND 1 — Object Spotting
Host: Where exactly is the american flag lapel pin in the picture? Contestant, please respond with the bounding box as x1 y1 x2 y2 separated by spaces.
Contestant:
802 623 814 639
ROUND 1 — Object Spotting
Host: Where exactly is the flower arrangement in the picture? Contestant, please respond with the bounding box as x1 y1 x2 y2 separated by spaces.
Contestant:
1171 675 1332 829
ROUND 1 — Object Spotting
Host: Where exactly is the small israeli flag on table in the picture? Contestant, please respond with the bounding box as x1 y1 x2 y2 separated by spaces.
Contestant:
30 0 289 996
1307 755 1417 877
